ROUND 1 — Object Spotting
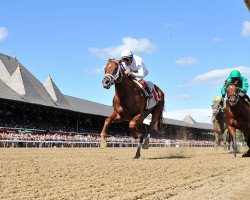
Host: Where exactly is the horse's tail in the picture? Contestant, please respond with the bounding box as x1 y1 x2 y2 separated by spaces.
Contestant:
156 107 165 134
154 88 165 134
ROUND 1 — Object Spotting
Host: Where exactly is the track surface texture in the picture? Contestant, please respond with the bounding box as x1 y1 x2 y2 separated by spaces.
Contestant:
0 147 250 200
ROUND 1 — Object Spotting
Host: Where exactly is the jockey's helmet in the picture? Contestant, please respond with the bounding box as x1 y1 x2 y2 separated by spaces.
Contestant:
214 96 222 102
230 70 241 78
121 49 133 59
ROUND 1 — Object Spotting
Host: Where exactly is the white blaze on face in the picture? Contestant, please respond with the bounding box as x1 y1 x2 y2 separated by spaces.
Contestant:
106 64 113 74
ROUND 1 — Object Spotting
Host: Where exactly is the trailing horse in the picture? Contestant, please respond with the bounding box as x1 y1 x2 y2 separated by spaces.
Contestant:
211 98 228 149
225 81 250 157
101 59 165 158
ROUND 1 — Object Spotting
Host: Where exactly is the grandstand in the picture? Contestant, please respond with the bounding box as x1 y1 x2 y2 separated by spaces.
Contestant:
0 53 214 140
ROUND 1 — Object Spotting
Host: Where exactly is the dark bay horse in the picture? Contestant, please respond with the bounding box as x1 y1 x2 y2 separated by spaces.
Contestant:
211 99 228 148
101 59 165 158
225 82 250 157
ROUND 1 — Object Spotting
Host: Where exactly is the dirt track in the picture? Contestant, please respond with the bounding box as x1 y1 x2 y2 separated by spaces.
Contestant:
0 147 250 200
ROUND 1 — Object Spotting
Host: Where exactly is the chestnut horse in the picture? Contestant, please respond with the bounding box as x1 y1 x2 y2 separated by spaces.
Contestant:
225 82 250 157
101 59 165 158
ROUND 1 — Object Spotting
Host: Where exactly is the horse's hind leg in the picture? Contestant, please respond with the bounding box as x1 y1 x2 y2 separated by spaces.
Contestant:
142 101 164 150
134 134 143 159
242 130 250 157
142 133 150 149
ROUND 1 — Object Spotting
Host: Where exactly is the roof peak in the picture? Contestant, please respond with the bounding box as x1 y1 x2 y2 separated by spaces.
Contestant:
183 115 196 124
43 76 70 108
7 64 26 95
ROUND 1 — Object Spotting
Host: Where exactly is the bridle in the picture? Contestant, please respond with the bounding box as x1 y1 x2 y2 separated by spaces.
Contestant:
226 85 239 107
104 60 125 85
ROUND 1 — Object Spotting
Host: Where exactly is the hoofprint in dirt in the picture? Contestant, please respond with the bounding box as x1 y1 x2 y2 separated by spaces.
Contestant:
0 147 250 200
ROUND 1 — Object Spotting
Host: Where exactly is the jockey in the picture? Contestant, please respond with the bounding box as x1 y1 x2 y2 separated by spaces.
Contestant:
120 49 153 98
221 70 250 103
214 96 224 107
211 96 224 122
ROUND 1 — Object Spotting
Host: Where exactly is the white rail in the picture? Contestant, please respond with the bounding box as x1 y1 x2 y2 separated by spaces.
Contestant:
0 140 215 148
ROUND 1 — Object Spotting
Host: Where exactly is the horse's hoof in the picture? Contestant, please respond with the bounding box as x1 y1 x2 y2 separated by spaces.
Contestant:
133 153 140 159
100 141 107 148
100 143 107 148
242 153 250 157
142 138 149 149
100 137 107 148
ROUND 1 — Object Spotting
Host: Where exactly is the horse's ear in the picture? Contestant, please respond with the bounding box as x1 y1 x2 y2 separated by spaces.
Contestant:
225 81 229 86
234 79 239 85
108 58 112 62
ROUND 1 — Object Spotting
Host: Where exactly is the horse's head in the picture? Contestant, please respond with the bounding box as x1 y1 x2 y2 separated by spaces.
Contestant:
102 59 124 89
226 82 239 106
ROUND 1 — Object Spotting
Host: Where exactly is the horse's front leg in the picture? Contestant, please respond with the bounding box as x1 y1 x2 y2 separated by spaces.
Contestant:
223 129 228 151
228 125 237 157
214 132 219 148
133 132 143 159
100 111 120 148
142 133 150 149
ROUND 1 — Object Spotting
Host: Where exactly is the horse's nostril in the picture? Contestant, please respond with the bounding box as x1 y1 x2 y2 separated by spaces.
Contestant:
102 79 108 84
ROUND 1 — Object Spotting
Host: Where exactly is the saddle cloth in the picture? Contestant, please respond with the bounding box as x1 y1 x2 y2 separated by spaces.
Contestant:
133 80 160 110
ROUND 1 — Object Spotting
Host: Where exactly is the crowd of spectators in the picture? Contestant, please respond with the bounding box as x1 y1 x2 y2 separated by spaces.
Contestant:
0 101 216 144
0 101 215 148
0 131 215 148
0 132 165 143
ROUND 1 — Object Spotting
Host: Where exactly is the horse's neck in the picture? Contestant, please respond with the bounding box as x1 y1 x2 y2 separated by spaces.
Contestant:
229 98 249 118
115 78 135 100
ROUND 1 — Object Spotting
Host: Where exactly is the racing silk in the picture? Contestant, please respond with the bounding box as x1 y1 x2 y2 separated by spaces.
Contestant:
221 76 249 95
122 55 148 79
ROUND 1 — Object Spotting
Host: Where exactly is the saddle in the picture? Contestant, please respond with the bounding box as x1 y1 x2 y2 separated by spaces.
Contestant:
132 80 159 109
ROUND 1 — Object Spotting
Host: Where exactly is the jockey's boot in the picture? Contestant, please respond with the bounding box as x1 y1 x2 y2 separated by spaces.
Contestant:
141 81 153 99
244 94 250 105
